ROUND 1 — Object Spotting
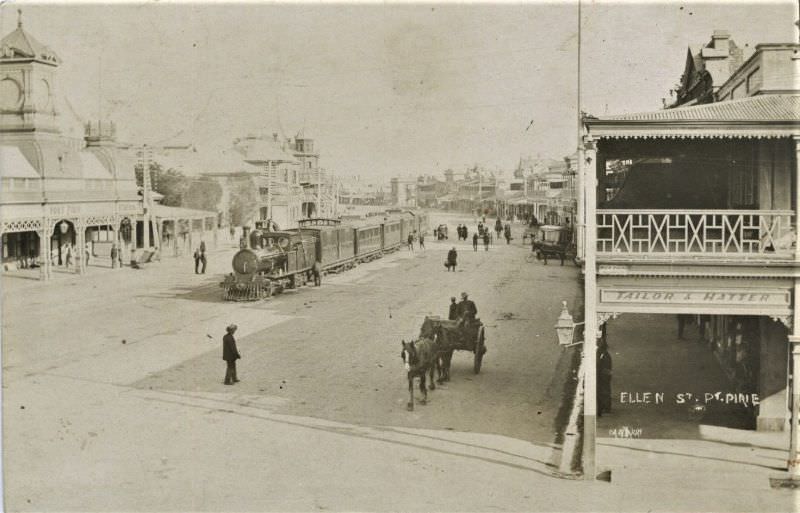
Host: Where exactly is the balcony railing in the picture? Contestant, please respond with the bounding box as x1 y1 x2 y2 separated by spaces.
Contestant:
597 210 795 258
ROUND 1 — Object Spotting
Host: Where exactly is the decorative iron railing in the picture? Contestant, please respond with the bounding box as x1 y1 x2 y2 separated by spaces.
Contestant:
597 210 795 257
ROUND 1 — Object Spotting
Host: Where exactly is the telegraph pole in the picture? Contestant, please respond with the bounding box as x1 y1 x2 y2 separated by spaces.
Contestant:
139 144 152 249
263 162 272 229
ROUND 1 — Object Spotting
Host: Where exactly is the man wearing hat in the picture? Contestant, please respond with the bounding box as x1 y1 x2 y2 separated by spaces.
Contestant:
223 324 241 385
457 292 477 326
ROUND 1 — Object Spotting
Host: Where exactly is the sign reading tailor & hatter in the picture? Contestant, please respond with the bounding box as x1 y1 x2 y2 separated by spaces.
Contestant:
600 288 790 307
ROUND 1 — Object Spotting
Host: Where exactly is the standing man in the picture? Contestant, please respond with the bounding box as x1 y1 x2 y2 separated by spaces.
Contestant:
407 232 414 252
472 232 479 252
194 248 201 274
110 243 119 269
312 259 322 286
199 240 207 274
483 231 490 251
85 241 91 266
448 297 458 320
677 314 690 340
223 324 241 385
504 224 512 244
495 218 502 240
418 232 425 251
597 339 613 416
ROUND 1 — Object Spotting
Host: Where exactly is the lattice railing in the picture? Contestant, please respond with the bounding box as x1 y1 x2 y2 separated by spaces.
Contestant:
597 210 795 256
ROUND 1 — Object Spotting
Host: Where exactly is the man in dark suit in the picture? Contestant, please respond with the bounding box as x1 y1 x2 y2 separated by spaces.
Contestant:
597 339 613 416
448 297 458 320
223 324 241 385
457 292 477 325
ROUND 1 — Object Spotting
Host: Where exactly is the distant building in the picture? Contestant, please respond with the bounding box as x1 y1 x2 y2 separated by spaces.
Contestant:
390 176 417 207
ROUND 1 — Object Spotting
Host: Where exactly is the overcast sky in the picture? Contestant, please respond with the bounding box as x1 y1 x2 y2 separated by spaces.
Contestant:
0 1 795 179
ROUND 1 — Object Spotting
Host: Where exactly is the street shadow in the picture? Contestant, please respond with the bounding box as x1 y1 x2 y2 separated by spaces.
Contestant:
597 440 786 472
140 389 564 479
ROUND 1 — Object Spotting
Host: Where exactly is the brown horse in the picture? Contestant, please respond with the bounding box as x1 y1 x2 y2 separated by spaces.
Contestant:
401 337 441 411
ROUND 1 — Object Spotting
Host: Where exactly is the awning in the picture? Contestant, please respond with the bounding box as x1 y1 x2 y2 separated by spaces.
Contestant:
585 94 800 139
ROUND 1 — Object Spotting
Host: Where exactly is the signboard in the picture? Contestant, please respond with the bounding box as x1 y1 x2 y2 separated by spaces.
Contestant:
600 288 791 308
47 204 81 217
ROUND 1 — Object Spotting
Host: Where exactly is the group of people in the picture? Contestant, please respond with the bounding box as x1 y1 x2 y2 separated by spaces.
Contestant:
472 230 491 252
448 292 478 326
455 224 470 241
407 230 425 252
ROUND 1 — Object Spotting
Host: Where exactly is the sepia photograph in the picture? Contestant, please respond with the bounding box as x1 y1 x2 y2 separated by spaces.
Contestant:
0 0 798 511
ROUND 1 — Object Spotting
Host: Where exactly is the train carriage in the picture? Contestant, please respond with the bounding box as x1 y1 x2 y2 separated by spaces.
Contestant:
382 217 403 252
354 221 383 262
298 219 356 274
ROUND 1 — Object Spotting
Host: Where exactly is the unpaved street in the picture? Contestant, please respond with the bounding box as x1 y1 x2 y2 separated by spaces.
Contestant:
135 213 582 442
2 212 584 511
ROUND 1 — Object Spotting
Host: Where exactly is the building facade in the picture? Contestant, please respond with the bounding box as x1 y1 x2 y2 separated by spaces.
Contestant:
0 20 141 279
578 35 799 477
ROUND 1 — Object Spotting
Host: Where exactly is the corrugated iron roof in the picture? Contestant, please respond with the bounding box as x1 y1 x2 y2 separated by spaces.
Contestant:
595 94 799 122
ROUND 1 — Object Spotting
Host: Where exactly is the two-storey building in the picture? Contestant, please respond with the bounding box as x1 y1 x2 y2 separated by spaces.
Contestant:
578 39 799 479
0 19 141 279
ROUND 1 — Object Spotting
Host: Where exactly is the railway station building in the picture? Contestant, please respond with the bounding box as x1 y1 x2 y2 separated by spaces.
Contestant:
577 37 800 479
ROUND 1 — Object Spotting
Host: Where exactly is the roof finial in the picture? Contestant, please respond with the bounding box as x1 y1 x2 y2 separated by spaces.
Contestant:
17 9 22 29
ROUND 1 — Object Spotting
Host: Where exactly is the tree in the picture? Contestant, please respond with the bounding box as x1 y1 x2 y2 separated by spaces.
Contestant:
135 163 187 207
228 178 258 228
184 177 223 212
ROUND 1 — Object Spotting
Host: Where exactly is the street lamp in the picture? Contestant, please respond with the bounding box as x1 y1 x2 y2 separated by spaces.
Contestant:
555 301 584 347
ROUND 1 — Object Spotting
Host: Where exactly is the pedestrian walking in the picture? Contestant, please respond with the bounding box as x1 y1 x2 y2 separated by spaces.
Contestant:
483 232 490 251
418 232 425 250
223 324 241 385
597 339 613 416
495 218 502 239
407 233 414 252
504 224 512 244
445 247 457 271
448 297 458 320
472 233 479 252
194 248 202 274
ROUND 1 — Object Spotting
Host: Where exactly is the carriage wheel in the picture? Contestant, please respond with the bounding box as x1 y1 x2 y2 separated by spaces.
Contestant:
473 326 486 374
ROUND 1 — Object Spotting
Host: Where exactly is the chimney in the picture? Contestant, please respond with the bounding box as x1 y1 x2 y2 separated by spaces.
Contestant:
711 30 731 53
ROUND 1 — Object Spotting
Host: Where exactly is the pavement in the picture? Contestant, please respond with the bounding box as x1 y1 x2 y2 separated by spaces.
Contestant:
1 211 798 512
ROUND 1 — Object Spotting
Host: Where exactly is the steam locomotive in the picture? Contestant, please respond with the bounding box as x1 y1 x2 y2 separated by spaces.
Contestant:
221 209 429 301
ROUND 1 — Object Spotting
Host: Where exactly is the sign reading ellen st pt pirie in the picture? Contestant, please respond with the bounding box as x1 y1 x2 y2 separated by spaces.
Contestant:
600 288 791 307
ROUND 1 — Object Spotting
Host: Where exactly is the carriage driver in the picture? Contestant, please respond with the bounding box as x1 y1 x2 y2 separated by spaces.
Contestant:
457 292 477 327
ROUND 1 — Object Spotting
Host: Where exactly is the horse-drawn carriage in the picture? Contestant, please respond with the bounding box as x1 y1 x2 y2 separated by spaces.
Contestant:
420 315 487 375
530 224 576 265
400 315 487 410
